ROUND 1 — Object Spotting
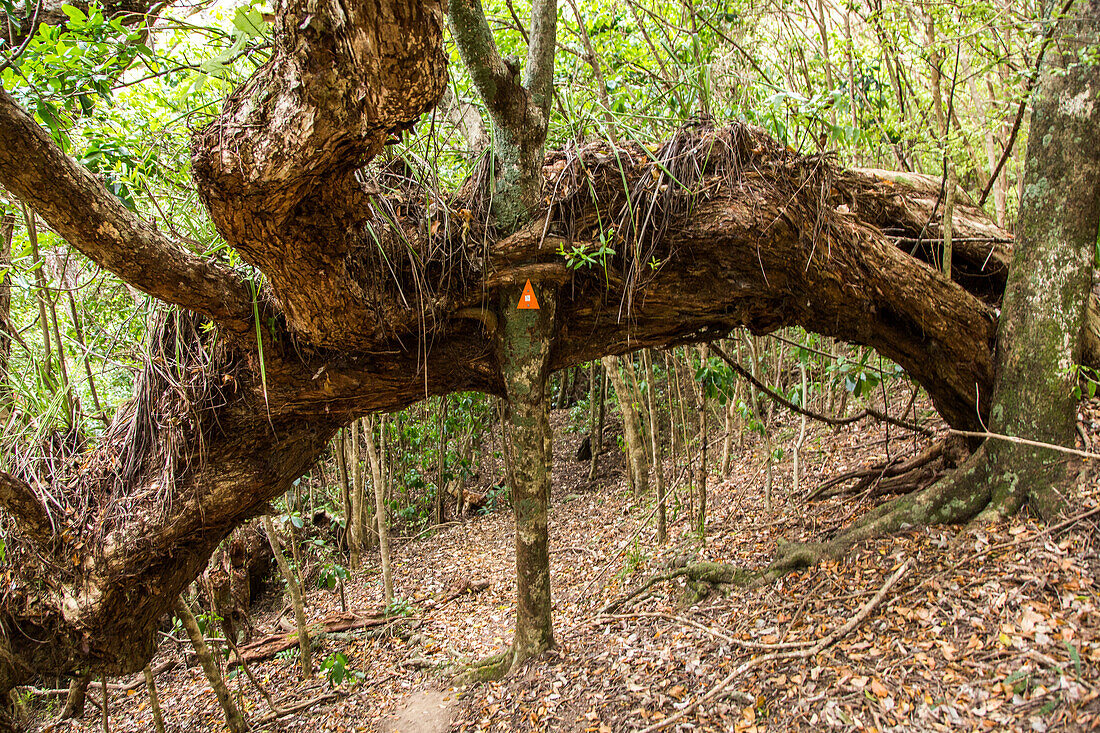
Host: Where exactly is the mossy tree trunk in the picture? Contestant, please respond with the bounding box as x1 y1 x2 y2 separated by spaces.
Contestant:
498 282 556 667
604 355 648 498
447 0 559 677
974 0 1100 520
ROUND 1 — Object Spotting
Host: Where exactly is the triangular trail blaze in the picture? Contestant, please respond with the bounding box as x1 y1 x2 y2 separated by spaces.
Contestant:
517 279 540 310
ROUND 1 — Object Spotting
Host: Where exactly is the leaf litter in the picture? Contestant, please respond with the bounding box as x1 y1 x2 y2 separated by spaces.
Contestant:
35 398 1099 732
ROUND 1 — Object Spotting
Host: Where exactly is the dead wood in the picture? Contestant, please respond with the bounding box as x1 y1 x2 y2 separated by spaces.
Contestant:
807 441 947 500
254 692 339 725
229 611 392 667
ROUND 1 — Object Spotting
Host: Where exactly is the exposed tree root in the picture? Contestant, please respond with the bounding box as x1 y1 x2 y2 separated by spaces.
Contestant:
608 445 1018 610
770 445 995 573
453 635 557 685
602 561 757 614
454 649 516 685
807 441 947 500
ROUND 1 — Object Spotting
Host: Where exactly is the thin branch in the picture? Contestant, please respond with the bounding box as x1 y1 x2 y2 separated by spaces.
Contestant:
0 88 251 331
524 0 557 118
446 0 531 128
978 0 1076 207
710 343 933 436
0 0 41 75
948 429 1100 460
637 561 910 733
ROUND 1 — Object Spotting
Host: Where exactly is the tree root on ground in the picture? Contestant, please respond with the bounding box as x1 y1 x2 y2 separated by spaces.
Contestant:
452 649 516 685
606 446 1013 611
601 562 756 614
806 436 975 501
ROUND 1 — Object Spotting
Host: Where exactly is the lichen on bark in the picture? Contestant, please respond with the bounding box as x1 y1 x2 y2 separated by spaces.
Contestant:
497 282 556 668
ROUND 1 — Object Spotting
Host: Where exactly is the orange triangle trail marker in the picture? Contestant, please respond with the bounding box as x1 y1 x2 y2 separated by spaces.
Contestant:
517 279 540 310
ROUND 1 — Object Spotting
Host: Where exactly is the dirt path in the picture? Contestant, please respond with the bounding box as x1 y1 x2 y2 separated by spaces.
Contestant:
380 686 457 733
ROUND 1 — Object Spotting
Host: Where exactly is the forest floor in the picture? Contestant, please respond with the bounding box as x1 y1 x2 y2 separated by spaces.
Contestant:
28 398 1100 732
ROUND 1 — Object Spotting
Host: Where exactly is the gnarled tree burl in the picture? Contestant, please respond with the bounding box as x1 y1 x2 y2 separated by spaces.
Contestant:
1 0 1098 705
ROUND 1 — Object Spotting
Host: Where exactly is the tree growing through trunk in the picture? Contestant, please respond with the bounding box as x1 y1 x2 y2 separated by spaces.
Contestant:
1 0 1099 706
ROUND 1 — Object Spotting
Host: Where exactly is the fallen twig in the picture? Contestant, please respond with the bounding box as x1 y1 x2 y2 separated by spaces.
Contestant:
255 692 338 725
26 660 177 698
593 611 814 651
636 560 911 733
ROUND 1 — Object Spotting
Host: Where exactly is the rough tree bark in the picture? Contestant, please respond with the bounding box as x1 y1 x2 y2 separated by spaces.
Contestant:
0 0 1098 702
604 355 648 497
447 0 559 677
973 0 1100 520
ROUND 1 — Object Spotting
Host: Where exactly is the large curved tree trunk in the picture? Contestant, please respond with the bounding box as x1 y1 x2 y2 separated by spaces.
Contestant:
0 0 1097 703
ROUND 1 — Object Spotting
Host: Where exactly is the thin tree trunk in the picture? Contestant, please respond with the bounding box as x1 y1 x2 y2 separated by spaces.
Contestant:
434 399 447 525
348 420 364 566
335 430 352 555
499 282 556 668
59 675 89 720
25 208 80 428
694 345 708 535
603 355 648 498
588 361 605 481
792 359 808 496
65 290 106 423
364 415 393 606
174 597 248 733
261 515 312 679
142 665 166 733
644 350 666 544
100 676 108 733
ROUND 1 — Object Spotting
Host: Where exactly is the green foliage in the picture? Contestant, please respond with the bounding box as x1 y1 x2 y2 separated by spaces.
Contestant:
319 651 364 685
617 538 649 580
827 351 904 399
1068 364 1100 400
556 232 616 277
479 483 511 514
383 596 415 618
318 562 349 590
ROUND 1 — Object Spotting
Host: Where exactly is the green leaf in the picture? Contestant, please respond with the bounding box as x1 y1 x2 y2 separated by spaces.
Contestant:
61 4 88 24
232 6 267 37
